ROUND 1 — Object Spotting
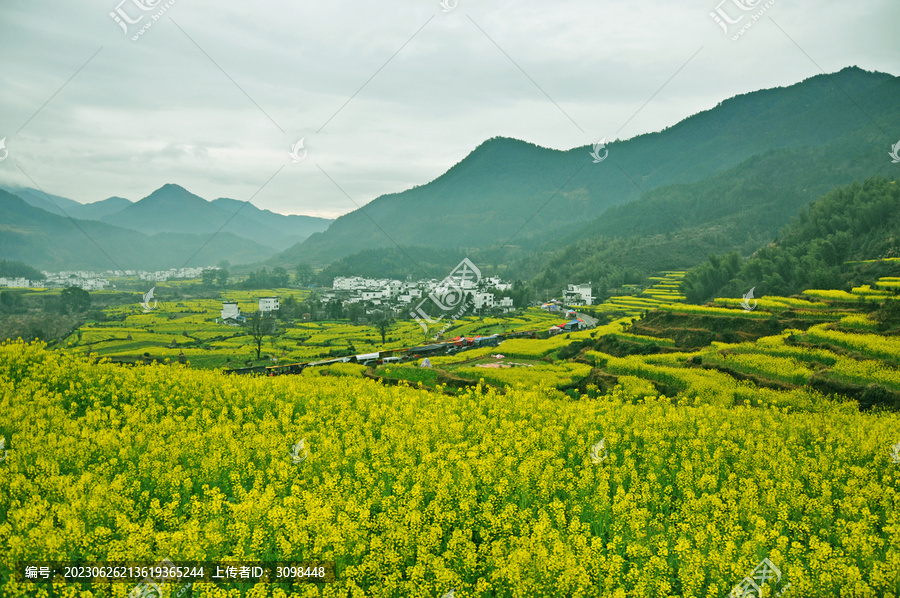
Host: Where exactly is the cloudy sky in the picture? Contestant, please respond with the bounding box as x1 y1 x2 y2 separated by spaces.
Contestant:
0 0 897 218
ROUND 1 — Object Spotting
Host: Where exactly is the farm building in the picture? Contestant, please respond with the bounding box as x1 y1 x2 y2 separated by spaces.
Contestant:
221 302 240 319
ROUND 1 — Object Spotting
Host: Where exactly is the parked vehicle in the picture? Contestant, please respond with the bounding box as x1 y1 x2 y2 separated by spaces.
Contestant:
355 352 381 367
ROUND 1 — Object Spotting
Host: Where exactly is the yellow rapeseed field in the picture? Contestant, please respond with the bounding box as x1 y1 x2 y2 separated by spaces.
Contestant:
1 340 900 597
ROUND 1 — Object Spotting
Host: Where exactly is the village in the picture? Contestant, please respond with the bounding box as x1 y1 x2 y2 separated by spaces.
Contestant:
0 267 210 291
213 274 594 327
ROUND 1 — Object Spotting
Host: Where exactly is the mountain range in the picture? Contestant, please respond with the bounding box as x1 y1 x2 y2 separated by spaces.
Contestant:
0 184 332 270
274 66 899 270
1 66 897 278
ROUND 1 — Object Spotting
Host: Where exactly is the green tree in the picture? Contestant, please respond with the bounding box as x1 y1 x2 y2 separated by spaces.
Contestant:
58 286 91 315
348 302 364 324
325 299 343 320
0 291 25 314
295 263 313 286
272 267 290 287
279 295 297 320
216 268 229 287
201 269 217 287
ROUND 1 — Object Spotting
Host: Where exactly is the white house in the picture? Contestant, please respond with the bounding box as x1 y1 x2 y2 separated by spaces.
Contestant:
485 277 512 291
80 278 108 291
221 301 240 320
385 280 403 297
259 297 280 312
564 283 593 306
499 296 514 308
362 290 382 301
333 277 355 290
473 292 495 310
0 277 29 288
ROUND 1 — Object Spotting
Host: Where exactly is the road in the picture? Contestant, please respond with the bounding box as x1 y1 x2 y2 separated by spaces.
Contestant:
576 312 599 329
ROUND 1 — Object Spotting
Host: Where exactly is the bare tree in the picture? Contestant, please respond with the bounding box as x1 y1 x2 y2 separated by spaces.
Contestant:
244 311 276 360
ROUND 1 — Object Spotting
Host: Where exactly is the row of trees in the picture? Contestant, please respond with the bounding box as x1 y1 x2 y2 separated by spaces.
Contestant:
201 264 314 290
243 306 395 359
0 286 91 316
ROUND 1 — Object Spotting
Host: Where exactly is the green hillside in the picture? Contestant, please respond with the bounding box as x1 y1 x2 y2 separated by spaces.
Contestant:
277 67 898 267
682 177 900 302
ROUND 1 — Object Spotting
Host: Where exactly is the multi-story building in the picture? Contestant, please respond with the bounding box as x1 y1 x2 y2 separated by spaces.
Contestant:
473 292 495 309
259 297 280 312
564 283 593 306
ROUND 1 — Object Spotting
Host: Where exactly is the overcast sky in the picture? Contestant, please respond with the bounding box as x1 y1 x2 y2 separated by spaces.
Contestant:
0 0 897 218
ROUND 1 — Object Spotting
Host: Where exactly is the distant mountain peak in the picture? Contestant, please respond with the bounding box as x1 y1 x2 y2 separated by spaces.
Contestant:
138 184 207 206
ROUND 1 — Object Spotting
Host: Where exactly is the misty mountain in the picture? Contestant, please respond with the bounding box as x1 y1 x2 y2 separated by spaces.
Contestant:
100 184 331 252
70 196 133 220
0 186 134 220
0 185 84 217
0 189 275 270
276 66 898 267
210 197 332 249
